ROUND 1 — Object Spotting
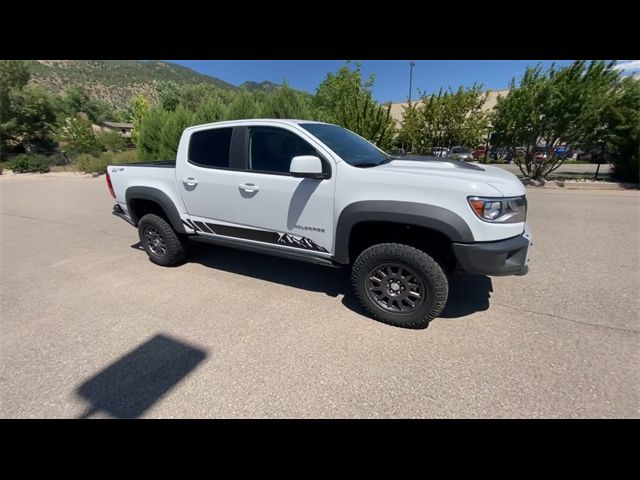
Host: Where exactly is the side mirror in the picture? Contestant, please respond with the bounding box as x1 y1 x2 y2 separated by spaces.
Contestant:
290 155 327 179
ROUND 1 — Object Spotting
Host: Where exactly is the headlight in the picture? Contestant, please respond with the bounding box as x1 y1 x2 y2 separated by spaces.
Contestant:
468 196 527 223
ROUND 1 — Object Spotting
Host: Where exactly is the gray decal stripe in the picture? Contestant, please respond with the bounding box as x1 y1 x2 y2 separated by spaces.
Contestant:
193 221 213 233
182 220 195 230
184 219 198 231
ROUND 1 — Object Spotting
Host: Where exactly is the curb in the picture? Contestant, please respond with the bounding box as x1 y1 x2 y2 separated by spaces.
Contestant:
521 179 638 191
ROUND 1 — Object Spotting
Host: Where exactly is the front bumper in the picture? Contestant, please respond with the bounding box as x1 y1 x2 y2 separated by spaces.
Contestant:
452 224 532 276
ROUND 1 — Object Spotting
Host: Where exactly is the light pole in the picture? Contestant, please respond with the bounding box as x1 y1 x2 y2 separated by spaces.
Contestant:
408 61 415 103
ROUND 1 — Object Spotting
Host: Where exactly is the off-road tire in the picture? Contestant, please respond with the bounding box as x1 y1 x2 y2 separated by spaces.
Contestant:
351 243 449 328
138 214 187 267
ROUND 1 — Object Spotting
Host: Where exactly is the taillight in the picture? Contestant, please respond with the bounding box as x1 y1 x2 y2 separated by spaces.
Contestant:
106 172 116 199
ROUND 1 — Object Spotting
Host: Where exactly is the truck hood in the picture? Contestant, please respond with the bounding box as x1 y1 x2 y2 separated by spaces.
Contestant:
375 156 525 197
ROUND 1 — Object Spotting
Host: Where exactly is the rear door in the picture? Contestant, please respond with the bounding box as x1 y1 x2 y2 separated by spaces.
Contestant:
175 125 240 232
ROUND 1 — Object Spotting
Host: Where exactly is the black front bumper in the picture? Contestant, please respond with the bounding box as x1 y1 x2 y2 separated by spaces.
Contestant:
452 232 531 276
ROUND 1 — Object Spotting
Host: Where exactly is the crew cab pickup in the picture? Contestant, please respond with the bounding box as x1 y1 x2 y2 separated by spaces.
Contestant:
107 119 532 328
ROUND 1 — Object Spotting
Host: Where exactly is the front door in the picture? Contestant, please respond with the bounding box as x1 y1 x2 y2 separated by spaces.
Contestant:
233 125 335 255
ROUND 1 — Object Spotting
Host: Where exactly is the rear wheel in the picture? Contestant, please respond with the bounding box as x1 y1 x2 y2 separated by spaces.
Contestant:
351 243 448 328
138 214 187 266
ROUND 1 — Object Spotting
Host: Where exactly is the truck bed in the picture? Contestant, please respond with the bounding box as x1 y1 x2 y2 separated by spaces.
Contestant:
109 160 176 168
108 160 182 214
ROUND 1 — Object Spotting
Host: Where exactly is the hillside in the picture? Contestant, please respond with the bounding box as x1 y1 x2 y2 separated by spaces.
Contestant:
26 60 280 109
240 80 281 93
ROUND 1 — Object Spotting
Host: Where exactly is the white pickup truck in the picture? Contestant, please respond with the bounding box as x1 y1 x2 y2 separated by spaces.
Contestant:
107 119 532 328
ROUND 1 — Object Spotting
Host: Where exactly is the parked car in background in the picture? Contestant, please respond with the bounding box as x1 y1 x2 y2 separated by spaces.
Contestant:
448 146 474 162
554 145 571 158
533 147 548 162
431 147 449 157
472 147 488 160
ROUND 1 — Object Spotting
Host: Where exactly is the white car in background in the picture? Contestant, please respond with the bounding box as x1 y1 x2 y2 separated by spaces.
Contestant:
431 147 449 157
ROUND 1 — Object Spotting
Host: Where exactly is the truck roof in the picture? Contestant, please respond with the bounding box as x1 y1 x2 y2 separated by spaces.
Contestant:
183 118 330 132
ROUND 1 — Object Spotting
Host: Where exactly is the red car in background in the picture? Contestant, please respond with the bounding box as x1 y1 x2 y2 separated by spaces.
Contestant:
472 147 488 159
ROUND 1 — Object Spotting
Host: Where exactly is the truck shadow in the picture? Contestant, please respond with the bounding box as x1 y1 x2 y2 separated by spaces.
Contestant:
75 334 207 419
178 242 492 322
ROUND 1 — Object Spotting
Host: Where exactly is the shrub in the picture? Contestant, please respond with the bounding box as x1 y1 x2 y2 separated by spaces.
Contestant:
75 153 111 174
98 131 126 152
9 155 30 172
9 154 50 173
48 152 70 166
612 155 639 184
110 149 138 164
28 155 50 173
75 150 138 174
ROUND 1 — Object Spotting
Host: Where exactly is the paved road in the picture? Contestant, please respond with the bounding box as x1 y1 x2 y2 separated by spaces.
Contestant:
1 174 638 418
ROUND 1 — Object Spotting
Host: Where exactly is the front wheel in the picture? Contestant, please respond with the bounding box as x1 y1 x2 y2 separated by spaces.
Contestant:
351 243 449 328
138 214 188 266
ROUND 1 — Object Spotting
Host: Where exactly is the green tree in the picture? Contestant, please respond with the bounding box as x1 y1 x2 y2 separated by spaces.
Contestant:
3 85 57 150
398 85 489 155
179 83 233 112
158 106 193 159
113 108 133 123
227 89 262 120
157 81 181 112
98 130 126 152
137 107 169 160
0 60 30 121
260 82 313 119
314 63 396 150
604 77 640 183
56 85 113 123
491 61 620 179
192 96 228 125
1 61 58 158
55 116 102 157
131 94 149 145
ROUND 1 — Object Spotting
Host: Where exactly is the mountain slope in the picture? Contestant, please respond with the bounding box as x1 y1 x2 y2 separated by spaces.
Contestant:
240 80 281 93
26 60 278 109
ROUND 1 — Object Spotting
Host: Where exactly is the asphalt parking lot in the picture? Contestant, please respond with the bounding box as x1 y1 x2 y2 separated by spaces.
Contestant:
1 174 638 418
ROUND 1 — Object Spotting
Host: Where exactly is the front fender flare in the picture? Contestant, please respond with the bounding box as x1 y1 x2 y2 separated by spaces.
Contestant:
334 200 474 264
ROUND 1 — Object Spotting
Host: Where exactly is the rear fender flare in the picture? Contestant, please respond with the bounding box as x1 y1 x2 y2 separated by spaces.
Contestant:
125 186 187 234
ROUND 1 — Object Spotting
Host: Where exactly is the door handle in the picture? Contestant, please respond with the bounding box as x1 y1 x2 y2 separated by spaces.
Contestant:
183 177 198 187
239 183 259 193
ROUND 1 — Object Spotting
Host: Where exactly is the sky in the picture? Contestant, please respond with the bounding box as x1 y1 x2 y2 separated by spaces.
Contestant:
168 60 640 103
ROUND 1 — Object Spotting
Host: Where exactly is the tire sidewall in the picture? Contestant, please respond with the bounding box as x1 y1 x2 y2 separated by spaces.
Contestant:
352 244 448 328
137 214 186 267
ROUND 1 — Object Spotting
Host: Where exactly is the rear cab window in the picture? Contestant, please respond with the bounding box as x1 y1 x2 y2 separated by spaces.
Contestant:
188 127 233 168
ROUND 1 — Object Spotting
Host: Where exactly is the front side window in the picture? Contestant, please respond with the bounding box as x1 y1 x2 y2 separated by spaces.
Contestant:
248 127 316 174
188 127 233 168
300 123 391 167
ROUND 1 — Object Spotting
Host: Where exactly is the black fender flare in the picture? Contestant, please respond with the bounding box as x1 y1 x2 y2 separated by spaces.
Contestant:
125 186 187 234
333 200 474 264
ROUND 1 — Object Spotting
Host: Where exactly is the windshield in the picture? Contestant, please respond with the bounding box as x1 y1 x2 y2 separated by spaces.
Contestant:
300 123 391 167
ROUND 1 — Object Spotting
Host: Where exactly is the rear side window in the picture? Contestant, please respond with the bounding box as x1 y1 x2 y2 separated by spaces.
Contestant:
188 127 233 168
